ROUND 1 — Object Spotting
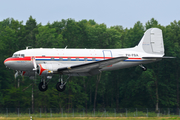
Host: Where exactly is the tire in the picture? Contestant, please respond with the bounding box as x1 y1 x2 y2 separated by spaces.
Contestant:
56 82 66 92
142 67 147 71
38 82 48 92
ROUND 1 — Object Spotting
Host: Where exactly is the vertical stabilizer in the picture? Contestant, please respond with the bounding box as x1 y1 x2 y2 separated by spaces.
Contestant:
137 28 164 55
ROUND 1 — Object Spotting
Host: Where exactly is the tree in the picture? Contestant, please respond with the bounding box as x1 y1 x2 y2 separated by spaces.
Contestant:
24 16 38 47
36 25 64 48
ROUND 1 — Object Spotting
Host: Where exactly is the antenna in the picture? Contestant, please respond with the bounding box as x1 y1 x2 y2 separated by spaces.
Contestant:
26 46 32 50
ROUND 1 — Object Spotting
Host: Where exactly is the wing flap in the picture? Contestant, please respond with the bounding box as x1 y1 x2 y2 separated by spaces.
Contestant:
58 56 128 73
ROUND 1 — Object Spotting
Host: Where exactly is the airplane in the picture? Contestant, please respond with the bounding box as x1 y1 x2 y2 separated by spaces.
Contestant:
4 28 172 92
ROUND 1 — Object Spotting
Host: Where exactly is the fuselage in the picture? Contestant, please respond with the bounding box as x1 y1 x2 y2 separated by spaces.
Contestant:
4 47 161 76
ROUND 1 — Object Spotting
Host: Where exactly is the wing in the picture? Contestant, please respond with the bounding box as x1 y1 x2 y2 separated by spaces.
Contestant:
57 56 128 75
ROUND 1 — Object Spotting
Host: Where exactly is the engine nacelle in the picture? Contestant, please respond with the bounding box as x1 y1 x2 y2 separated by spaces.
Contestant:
37 63 67 76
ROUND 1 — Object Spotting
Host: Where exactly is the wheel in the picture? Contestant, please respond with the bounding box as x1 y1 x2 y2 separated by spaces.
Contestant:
139 64 147 71
142 67 147 71
39 82 48 91
38 82 48 92
56 82 66 92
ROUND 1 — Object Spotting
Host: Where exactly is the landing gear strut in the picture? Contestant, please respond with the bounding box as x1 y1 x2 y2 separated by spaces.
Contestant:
38 78 48 92
56 75 70 92
139 64 147 71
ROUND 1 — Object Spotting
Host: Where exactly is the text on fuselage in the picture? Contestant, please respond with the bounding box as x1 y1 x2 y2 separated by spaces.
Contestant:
126 54 139 57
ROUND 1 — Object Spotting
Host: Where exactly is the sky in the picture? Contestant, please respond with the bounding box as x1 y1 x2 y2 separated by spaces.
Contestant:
0 0 180 28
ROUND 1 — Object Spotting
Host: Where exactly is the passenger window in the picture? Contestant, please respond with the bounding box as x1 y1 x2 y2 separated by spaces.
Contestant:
68 57 71 61
59 57 63 61
84 58 88 61
76 57 79 61
51 57 54 60
92 58 96 61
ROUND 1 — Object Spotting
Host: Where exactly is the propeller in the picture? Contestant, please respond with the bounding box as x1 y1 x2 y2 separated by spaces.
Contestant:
32 56 37 70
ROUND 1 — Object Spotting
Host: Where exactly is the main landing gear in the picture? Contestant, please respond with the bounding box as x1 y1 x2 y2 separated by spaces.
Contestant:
38 75 70 92
56 75 70 92
38 78 48 92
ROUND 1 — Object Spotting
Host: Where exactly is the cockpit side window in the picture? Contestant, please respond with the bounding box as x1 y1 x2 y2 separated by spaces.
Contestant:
12 54 18 57
12 54 25 58
21 54 25 57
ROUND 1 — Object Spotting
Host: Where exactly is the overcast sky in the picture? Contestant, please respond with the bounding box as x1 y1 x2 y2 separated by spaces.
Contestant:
0 0 180 28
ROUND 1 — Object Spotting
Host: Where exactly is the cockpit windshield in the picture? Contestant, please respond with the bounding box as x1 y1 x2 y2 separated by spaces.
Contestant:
12 54 25 58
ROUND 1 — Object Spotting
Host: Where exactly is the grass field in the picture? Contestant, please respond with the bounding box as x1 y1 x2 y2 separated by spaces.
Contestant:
0 111 177 117
1 117 180 120
1 109 180 120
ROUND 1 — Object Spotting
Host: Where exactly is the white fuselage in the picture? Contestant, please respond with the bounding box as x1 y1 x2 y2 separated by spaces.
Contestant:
4 47 161 76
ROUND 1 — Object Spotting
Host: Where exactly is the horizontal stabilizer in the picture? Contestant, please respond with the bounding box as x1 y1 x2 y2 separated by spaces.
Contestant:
143 56 175 59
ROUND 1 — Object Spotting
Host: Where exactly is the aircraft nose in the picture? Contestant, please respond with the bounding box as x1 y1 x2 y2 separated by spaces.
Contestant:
4 58 11 67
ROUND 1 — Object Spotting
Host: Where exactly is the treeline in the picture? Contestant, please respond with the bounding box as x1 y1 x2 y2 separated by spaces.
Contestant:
0 16 179 111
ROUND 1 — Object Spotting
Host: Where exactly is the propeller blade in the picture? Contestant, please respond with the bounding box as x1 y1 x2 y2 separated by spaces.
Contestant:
32 57 37 70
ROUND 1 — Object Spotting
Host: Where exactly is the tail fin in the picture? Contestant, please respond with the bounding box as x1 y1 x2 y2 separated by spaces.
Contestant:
137 28 164 55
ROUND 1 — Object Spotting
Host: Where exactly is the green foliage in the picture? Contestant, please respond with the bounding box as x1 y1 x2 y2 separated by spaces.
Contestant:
36 25 63 48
